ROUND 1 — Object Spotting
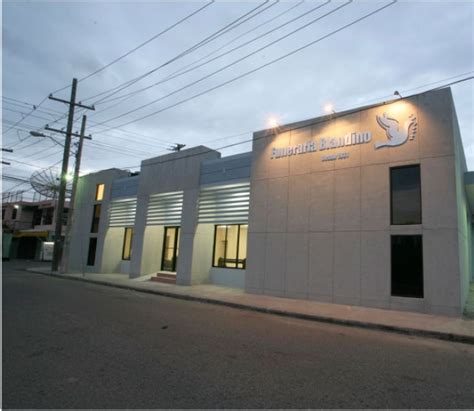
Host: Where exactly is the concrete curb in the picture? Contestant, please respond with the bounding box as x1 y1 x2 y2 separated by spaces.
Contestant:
28 268 474 345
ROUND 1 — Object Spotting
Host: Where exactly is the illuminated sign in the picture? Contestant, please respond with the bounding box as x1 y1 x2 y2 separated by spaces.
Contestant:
270 113 417 160
271 132 371 159
375 113 417 149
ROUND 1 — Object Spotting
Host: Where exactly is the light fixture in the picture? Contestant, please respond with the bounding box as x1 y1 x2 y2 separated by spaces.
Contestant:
394 90 402 98
267 116 279 129
324 103 335 114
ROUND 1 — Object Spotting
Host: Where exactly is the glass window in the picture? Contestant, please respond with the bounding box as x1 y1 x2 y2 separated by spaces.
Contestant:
212 224 248 269
391 235 423 298
390 165 421 225
87 237 98 266
2 208 5 220
33 208 42 225
95 183 105 201
90 204 101 233
161 227 180 272
11 207 17 220
122 228 133 261
43 207 54 225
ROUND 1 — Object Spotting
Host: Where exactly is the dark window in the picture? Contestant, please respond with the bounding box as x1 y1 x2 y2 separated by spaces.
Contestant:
390 165 421 225
87 237 98 266
33 208 42 225
2 208 5 220
11 208 17 220
122 228 133 261
42 207 54 225
391 235 423 298
90 204 101 233
212 224 248 269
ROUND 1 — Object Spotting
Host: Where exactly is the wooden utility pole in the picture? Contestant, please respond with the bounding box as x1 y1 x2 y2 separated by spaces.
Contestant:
48 78 94 272
60 115 88 274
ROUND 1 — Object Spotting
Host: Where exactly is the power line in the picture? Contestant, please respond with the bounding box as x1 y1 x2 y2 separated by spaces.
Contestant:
115 73 473 171
90 0 336 128
82 1 275 104
169 1 305 79
95 0 397 132
3 107 172 150
1 95 49 136
96 0 326 109
50 1 216 95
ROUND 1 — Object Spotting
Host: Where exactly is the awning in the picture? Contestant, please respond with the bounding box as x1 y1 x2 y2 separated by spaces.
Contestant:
13 230 49 238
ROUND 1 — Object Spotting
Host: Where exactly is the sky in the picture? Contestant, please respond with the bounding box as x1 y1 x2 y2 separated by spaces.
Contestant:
2 0 473 195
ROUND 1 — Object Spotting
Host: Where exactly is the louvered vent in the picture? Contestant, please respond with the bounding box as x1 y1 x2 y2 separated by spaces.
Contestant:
198 182 250 224
109 198 137 227
146 191 183 226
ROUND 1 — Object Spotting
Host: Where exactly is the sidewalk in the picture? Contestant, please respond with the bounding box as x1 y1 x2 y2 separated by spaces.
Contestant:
27 267 474 345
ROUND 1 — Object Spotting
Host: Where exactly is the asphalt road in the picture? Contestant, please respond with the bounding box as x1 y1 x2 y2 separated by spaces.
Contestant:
3 261 474 409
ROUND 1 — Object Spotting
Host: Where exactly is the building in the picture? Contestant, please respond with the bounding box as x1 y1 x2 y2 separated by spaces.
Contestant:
2 197 69 260
67 88 473 316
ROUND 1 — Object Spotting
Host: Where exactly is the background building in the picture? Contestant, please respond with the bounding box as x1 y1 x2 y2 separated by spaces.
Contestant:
2 196 69 260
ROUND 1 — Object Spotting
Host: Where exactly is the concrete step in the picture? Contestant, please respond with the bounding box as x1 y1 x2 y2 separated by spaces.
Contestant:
155 272 176 279
150 272 176 284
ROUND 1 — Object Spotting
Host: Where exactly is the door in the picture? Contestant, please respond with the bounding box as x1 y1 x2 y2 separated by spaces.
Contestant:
161 226 180 272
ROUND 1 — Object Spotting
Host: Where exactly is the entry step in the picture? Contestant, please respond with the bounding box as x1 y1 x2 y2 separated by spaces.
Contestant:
150 272 176 284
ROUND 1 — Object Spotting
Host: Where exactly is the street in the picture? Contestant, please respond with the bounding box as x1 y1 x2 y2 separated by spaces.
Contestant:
3 261 474 409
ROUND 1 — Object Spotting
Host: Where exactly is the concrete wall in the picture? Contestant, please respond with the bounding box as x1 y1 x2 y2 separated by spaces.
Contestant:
130 146 220 281
210 267 246 288
247 88 465 316
452 92 473 310
68 168 130 273
101 227 125 273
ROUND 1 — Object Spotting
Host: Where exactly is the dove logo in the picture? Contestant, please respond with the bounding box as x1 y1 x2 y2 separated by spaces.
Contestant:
374 113 418 149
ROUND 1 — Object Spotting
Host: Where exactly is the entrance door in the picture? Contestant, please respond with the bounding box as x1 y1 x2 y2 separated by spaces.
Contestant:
161 226 180 272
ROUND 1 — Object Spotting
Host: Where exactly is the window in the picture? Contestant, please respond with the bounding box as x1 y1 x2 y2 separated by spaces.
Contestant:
2 208 5 220
87 237 98 266
212 224 248 269
95 183 105 201
90 204 101 233
391 235 423 298
390 165 421 225
42 207 54 225
122 228 133 261
33 208 42 225
11 207 18 220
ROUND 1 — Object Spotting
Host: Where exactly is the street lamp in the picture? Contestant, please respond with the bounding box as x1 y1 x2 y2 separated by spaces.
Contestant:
30 131 64 147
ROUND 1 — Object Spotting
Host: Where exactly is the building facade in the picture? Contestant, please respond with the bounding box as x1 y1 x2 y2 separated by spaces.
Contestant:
2 198 69 260
68 88 473 316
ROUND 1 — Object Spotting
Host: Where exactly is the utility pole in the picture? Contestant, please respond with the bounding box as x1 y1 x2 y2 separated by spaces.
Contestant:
48 78 94 272
60 115 88 275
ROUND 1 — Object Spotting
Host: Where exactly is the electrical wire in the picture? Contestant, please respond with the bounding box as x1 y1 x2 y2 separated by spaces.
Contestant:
82 1 275 104
90 0 337 128
95 0 397 132
50 1 216 95
115 72 473 171
97 0 330 107
1 96 49 136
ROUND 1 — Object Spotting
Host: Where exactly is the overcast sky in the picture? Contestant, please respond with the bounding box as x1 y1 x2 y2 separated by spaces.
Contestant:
2 0 473 194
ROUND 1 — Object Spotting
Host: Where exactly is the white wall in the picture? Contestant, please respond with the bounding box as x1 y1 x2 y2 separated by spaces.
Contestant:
247 88 465 316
